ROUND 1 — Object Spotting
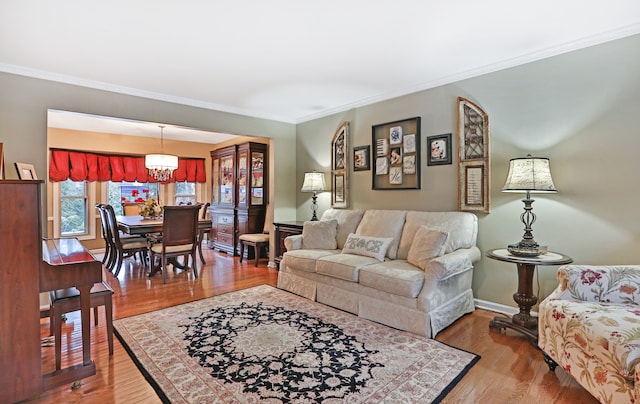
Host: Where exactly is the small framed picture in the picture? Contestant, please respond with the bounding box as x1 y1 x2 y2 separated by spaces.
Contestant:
353 145 370 171
427 133 452 166
15 162 38 180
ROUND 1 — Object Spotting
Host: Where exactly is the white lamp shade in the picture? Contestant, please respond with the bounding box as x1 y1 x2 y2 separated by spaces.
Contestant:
301 172 327 192
502 156 557 193
145 154 178 170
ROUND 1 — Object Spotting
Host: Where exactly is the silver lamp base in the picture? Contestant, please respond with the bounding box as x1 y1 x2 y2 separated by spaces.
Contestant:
507 242 548 257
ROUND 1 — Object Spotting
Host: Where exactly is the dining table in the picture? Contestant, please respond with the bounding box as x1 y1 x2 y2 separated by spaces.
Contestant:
116 215 213 270
116 215 209 235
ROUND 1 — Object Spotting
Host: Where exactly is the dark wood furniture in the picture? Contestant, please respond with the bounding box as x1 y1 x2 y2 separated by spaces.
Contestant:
147 205 201 283
0 181 101 402
0 180 44 402
273 221 305 268
41 238 103 391
100 204 148 276
210 142 268 255
49 281 114 370
197 203 213 264
486 248 573 342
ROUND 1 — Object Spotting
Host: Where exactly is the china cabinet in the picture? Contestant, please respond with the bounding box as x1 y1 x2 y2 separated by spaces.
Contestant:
210 142 267 255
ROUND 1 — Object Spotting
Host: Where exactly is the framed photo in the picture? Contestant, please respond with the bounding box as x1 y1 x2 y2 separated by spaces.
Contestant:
457 97 490 213
332 172 348 208
15 162 37 180
459 161 488 212
427 133 452 166
331 121 349 208
371 117 420 190
353 145 370 171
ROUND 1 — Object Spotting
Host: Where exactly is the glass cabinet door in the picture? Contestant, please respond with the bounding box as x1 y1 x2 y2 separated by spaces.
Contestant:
251 151 264 205
220 154 234 205
211 158 219 203
238 151 248 207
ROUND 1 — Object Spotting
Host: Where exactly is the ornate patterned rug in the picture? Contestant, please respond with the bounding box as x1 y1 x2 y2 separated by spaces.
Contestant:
113 285 479 403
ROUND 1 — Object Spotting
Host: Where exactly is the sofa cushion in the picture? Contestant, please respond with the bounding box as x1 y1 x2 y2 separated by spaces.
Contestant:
316 253 380 282
341 233 393 262
320 209 365 249
283 249 337 273
302 219 338 249
359 260 425 298
355 210 407 259
397 211 478 259
407 227 449 271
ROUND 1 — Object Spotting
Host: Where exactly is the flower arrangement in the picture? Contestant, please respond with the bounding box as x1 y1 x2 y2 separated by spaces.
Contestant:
139 198 163 218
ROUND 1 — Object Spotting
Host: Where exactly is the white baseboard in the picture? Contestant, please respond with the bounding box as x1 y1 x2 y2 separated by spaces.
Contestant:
474 298 538 317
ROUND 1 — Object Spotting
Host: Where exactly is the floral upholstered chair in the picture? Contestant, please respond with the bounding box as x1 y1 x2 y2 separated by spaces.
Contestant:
538 265 640 403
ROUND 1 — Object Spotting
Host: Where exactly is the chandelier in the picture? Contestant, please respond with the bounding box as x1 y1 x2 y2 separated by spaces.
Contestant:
145 125 178 181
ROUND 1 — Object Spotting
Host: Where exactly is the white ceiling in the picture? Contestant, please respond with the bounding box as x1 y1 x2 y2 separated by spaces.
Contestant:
2 1 640 139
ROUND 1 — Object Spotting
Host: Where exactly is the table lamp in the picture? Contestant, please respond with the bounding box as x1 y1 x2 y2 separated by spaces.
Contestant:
502 154 557 257
301 171 326 221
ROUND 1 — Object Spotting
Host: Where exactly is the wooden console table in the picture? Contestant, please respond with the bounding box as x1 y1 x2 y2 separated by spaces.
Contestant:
486 248 572 342
273 221 305 268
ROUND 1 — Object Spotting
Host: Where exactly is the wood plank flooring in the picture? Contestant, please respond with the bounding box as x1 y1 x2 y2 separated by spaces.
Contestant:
28 248 597 403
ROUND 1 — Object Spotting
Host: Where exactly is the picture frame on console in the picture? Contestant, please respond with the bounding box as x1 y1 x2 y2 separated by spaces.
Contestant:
15 162 37 180
0 143 4 179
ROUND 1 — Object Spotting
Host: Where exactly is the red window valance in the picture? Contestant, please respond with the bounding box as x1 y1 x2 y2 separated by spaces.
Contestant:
49 149 206 183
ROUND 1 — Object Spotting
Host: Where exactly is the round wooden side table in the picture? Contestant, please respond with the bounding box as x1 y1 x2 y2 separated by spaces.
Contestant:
486 248 573 342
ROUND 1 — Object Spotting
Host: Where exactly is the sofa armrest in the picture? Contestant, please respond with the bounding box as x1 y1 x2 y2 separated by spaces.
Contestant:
426 247 481 280
550 264 640 304
284 234 303 251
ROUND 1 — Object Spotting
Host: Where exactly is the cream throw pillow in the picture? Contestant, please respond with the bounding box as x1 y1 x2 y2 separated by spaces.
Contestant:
407 226 449 270
302 220 338 249
341 233 393 262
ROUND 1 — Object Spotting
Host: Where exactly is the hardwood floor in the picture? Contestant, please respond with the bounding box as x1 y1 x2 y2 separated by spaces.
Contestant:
29 248 597 403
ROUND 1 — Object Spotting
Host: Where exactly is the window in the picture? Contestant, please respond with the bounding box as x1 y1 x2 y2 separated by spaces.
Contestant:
175 181 196 205
106 181 159 216
53 179 96 239
60 180 88 235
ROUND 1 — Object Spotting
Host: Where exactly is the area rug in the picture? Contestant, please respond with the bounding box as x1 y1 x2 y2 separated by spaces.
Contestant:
113 285 479 403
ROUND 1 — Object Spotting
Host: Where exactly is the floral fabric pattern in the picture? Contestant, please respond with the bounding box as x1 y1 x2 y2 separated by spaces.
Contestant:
539 265 640 404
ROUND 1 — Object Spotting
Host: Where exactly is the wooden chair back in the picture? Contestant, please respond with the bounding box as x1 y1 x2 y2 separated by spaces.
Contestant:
122 203 141 216
161 205 200 247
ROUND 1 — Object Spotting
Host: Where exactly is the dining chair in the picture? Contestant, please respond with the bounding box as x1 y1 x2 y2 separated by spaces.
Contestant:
197 202 213 264
147 204 200 284
95 204 114 268
238 206 270 267
49 281 114 370
122 202 142 216
103 204 148 276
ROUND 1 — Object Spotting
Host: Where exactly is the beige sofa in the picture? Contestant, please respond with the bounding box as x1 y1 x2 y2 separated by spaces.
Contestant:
277 209 481 337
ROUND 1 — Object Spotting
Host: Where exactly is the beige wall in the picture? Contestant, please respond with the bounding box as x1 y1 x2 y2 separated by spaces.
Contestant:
295 34 640 309
0 74 297 259
2 33 639 310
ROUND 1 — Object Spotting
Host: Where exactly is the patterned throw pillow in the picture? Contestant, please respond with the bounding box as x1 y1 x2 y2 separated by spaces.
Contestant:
407 226 449 271
302 220 338 249
341 233 393 262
